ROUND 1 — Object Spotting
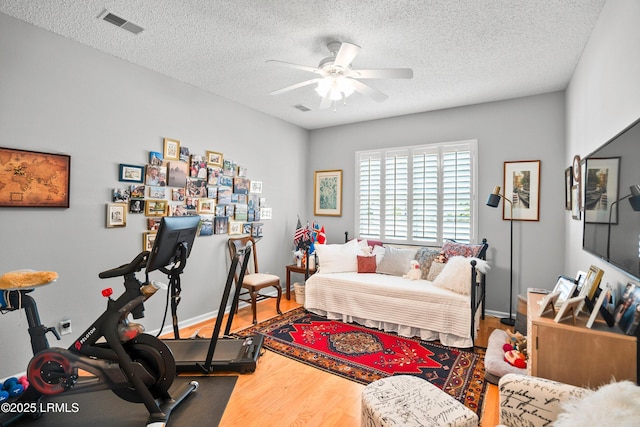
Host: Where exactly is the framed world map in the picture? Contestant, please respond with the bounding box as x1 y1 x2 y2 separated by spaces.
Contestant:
0 147 71 208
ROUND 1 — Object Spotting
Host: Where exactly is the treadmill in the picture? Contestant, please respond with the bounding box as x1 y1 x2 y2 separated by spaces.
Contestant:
160 236 263 374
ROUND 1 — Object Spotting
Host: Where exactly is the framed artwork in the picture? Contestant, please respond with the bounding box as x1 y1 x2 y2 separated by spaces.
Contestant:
260 207 272 220
583 265 604 300
199 215 214 236
250 180 263 193
179 146 190 162
536 291 561 317
584 157 620 224
565 166 573 210
552 275 577 307
149 151 163 165
147 218 161 231
143 232 157 251
197 198 214 214
167 161 188 187
129 199 144 214
228 221 243 235
206 151 223 167
130 185 145 199
0 147 71 208
147 186 166 199
112 188 130 203
503 160 540 221
145 200 167 216
163 138 180 161
314 169 343 216
233 177 250 195
554 296 585 324
106 203 127 227
571 185 581 220
145 165 167 186
119 164 144 183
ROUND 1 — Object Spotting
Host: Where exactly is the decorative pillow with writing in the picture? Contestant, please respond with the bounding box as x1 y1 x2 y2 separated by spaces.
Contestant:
432 256 490 295
441 240 485 259
415 247 440 279
376 247 418 277
315 239 361 273
357 255 377 273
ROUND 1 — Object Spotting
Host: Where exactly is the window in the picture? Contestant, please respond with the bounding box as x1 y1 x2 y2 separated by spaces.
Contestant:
355 140 478 245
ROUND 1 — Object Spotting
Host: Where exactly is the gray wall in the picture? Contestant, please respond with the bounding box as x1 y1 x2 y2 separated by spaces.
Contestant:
565 0 640 295
0 14 308 377
308 92 567 319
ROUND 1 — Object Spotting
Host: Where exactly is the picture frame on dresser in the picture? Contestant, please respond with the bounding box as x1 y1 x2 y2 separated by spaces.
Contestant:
553 296 585 324
552 275 577 308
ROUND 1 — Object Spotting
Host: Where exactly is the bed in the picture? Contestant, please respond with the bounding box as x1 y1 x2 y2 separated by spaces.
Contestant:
304 239 488 348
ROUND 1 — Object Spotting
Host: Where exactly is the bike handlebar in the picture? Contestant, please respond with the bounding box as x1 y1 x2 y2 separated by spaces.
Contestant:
98 251 150 279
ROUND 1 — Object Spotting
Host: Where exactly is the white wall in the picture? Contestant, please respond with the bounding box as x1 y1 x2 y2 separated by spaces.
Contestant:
0 14 308 377
566 0 640 294
308 92 567 318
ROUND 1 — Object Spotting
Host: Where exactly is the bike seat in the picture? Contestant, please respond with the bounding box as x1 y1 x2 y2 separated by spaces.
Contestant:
0 270 58 291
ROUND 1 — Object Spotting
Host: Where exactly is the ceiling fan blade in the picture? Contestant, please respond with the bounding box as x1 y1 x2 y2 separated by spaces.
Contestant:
269 78 322 95
334 42 360 69
266 59 321 74
319 93 332 110
351 79 389 102
350 68 414 79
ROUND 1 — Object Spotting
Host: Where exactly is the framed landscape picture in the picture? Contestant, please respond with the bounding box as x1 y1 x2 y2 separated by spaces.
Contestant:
314 169 342 216
119 163 144 183
0 147 71 208
584 157 620 224
503 160 540 221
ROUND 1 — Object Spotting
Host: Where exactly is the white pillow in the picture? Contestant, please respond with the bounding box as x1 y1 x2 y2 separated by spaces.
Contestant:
432 256 489 295
315 239 360 273
376 247 418 276
372 245 386 266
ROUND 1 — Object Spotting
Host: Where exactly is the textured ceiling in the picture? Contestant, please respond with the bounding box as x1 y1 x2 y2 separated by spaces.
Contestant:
0 1 606 130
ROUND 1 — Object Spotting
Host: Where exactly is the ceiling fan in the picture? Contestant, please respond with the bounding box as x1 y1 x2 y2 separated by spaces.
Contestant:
267 41 413 110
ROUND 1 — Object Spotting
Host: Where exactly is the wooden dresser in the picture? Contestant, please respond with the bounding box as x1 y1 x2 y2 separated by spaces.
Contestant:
527 291 638 388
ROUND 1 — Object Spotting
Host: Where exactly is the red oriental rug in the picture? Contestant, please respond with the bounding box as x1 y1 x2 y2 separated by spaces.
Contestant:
236 307 487 416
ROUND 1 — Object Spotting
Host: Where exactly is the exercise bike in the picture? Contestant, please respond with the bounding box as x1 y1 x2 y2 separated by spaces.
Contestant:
0 250 198 427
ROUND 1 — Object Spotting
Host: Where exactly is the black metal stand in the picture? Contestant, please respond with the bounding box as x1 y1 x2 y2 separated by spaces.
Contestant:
501 205 515 327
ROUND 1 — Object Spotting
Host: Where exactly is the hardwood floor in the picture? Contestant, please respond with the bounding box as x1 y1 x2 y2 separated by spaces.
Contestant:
176 298 510 427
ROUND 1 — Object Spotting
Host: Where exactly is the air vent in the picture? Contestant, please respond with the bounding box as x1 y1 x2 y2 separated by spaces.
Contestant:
98 10 144 35
294 104 311 112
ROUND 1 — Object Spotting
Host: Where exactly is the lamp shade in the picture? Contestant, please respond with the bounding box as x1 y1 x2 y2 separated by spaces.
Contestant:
628 185 640 211
486 186 502 208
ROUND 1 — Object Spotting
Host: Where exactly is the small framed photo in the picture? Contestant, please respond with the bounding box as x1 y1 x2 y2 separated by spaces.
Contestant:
552 275 577 307
145 165 167 186
149 151 163 165
233 177 250 195
163 138 180 161
583 265 604 300
197 198 215 214
536 290 561 317
554 296 585 324
145 200 167 216
167 161 188 187
260 207 272 220
250 180 262 194
206 151 223 167
314 170 342 216
106 203 127 228
565 166 573 211
129 199 144 214
119 164 144 183
143 232 157 251
147 218 161 231
130 185 145 199
228 221 243 235
112 188 130 203
179 146 190 162
147 186 166 199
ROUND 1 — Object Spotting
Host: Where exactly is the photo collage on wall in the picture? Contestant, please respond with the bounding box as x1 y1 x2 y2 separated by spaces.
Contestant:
109 137 269 249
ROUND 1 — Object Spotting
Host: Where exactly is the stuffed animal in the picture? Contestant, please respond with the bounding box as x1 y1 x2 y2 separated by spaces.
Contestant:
503 329 528 368
403 260 422 280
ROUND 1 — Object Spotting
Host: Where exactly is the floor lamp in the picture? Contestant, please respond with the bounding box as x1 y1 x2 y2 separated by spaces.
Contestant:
486 186 515 326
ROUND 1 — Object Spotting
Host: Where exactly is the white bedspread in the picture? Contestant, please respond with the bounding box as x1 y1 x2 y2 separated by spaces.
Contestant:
304 272 477 348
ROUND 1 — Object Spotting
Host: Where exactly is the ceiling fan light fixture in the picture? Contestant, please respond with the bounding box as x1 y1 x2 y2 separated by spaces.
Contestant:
315 76 355 100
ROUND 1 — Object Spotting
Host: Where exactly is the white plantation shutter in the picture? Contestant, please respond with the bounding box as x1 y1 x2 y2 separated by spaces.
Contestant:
356 140 477 245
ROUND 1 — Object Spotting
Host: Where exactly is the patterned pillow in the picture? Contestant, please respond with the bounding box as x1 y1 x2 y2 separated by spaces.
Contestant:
426 262 446 281
441 240 485 259
415 247 440 279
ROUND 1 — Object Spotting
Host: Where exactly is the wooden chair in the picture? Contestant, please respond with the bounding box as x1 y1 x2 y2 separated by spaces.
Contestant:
228 236 282 325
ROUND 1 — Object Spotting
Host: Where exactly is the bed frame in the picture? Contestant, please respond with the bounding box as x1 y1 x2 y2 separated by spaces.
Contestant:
343 234 489 346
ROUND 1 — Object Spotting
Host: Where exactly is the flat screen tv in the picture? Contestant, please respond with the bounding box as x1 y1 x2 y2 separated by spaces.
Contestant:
146 215 201 273
582 116 640 280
